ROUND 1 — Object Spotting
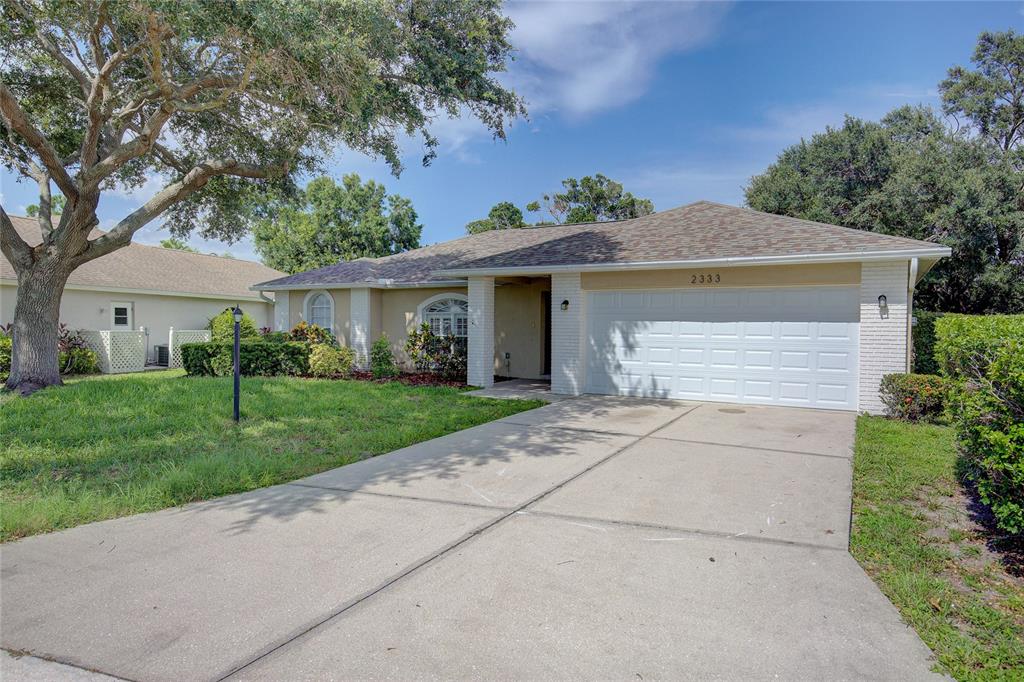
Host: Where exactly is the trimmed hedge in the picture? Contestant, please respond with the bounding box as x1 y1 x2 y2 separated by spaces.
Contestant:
370 334 398 379
309 344 356 378
60 348 100 375
879 373 947 423
181 341 309 377
935 314 1024 534
0 333 10 381
912 311 941 375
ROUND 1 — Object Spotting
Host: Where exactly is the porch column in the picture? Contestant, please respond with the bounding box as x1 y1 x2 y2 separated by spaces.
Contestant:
273 292 289 332
551 272 585 395
467 276 495 388
350 287 371 368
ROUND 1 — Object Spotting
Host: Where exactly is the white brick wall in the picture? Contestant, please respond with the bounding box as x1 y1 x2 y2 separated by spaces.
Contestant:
350 287 371 368
467 277 495 387
858 261 910 414
551 273 585 395
273 293 289 332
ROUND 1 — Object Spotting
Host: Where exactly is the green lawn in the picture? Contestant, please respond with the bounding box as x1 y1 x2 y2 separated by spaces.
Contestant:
852 416 1024 682
0 370 543 541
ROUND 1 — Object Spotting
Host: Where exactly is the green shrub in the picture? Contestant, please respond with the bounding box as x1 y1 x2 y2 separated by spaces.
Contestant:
370 334 398 379
59 348 100 375
936 314 1024 534
934 314 1024 378
181 341 309 377
260 330 291 344
309 344 356 378
0 333 11 381
405 323 467 380
208 308 259 342
879 373 947 423
289 321 336 346
912 311 941 374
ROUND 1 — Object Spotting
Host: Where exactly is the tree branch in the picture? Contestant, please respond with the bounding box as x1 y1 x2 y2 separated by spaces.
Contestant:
81 159 276 261
8 0 91 97
0 83 79 201
0 205 34 272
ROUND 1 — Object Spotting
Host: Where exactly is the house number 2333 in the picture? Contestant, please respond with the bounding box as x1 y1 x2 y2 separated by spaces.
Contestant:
691 273 721 284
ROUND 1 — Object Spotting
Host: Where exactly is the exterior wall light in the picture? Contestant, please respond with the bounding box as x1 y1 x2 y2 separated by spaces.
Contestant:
877 294 888 319
560 299 569 311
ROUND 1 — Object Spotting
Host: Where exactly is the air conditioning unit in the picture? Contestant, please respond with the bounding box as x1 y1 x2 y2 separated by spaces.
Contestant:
155 344 169 366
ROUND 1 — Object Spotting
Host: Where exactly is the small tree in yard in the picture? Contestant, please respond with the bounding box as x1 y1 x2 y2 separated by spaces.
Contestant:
0 0 523 394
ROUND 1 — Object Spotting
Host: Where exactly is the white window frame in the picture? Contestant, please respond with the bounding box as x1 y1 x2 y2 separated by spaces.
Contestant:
303 290 335 333
110 301 134 330
416 293 469 338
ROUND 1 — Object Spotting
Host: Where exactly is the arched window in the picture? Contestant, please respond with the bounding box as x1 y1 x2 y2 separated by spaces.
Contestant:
306 292 334 332
420 296 468 338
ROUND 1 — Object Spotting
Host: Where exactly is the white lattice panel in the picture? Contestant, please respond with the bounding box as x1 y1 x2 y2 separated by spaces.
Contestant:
169 329 211 368
79 331 110 373
79 330 146 373
107 331 146 373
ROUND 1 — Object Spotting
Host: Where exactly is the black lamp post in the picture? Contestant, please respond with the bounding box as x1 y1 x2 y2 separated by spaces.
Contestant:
232 305 242 422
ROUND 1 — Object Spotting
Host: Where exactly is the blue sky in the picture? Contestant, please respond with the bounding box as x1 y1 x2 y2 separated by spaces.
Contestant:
1 1 1020 263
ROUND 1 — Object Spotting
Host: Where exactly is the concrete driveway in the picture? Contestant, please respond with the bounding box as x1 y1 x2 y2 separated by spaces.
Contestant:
1 396 941 681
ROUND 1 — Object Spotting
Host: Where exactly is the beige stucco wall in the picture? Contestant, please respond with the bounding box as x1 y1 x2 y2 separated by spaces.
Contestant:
581 262 861 290
380 286 467 366
0 283 273 362
287 289 352 345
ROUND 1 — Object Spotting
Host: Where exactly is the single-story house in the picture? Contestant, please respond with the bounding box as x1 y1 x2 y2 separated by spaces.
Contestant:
253 201 950 413
2 215 285 364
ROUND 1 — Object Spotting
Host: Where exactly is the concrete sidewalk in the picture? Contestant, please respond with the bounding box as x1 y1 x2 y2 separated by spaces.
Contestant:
1 397 942 681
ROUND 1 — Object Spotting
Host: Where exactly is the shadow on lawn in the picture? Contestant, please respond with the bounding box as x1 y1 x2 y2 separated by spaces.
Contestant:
190 396 671 535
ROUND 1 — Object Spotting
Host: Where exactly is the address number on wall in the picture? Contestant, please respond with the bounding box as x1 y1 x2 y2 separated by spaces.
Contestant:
690 273 721 284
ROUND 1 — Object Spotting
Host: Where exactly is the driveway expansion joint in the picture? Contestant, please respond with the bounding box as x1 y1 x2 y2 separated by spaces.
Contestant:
522 509 849 552
285 482 511 511
645 436 854 460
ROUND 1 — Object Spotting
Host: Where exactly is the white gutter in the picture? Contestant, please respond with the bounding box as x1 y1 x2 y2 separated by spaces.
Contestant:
250 279 469 292
1 278 270 303
434 247 952 278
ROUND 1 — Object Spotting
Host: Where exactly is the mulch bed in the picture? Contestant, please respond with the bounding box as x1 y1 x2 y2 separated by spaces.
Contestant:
347 370 466 388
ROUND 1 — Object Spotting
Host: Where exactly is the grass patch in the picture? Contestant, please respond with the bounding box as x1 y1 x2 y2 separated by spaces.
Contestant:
852 416 1024 681
0 370 543 541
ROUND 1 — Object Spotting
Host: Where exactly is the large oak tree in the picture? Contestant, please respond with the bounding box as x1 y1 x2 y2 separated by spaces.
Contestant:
0 0 523 393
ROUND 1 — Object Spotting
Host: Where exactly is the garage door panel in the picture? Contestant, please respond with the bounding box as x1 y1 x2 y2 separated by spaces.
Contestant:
585 286 858 410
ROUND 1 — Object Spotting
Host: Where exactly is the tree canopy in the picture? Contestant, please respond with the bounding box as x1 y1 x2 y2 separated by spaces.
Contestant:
253 174 422 273
465 174 654 234
158 237 197 252
746 104 1022 313
0 0 524 393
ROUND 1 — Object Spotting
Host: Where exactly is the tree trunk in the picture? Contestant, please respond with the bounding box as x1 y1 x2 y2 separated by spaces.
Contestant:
6 261 71 395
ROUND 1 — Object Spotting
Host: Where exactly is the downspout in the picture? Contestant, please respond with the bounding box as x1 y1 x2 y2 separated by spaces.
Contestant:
907 258 918 372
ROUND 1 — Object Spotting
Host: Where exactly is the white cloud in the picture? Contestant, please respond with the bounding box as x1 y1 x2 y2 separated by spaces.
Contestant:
723 82 939 146
505 0 730 117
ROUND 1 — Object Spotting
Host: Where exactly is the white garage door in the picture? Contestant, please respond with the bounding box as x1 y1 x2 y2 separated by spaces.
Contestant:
585 286 859 410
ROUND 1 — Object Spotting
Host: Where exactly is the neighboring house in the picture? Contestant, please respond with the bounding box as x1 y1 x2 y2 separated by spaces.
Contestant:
1 215 285 363
256 201 950 413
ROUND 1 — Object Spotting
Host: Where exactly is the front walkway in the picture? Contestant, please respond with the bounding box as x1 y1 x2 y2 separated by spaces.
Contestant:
1 398 941 681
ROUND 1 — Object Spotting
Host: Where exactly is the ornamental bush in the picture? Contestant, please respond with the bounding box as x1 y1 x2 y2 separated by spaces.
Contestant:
404 323 467 380
935 314 1024 534
309 344 356 378
59 348 100 375
879 373 947 423
0 333 11 381
370 334 399 379
289 321 337 347
912 311 941 375
209 308 259 342
181 341 309 377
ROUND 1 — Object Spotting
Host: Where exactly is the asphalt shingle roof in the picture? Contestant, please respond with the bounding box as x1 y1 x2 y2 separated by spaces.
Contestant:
2 216 285 300
256 201 947 289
